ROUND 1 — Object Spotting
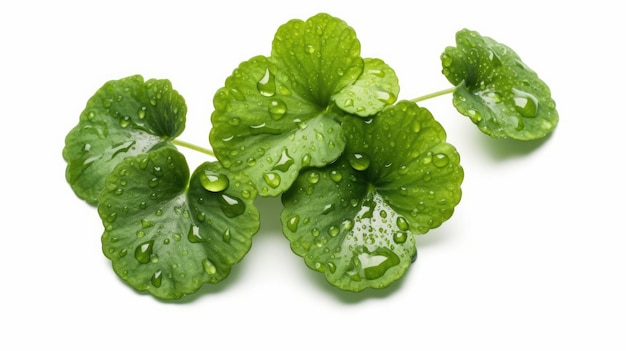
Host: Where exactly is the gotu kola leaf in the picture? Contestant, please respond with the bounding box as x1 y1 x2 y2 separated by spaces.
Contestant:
63 75 186 204
281 101 463 291
210 13 399 197
99 146 260 300
441 29 558 140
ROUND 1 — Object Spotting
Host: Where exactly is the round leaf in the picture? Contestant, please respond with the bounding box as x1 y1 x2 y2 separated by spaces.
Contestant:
210 13 399 197
343 101 464 234
281 160 416 292
99 147 259 299
441 29 558 140
63 75 186 204
281 101 463 291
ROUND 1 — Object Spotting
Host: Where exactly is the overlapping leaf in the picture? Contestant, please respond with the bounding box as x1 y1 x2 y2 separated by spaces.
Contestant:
441 29 558 140
281 101 463 291
99 146 259 299
210 13 399 197
63 75 186 204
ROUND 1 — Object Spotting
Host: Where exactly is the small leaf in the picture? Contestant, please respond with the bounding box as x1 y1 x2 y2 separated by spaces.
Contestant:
210 13 399 197
281 101 463 291
99 147 259 300
63 75 186 204
332 58 399 117
441 29 558 140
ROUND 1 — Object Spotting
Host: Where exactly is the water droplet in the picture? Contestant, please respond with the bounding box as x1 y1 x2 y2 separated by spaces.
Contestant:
302 154 312 166
512 89 538 118
263 172 281 188
467 109 482 123
348 153 371 171
368 68 385 77
119 116 131 128
433 153 450 168
396 216 410 231
229 87 246 101
202 258 217 275
137 106 147 119
257 68 276 97
322 203 335 214
342 219 354 231
222 229 231 243
272 149 294 172
376 91 396 104
350 247 401 281
148 177 159 188
199 170 229 192
441 53 452 67
344 99 354 108
218 194 246 218
327 262 337 273
286 215 299 232
329 170 343 183
135 240 154 264
327 225 340 237
266 99 287 121
307 172 320 184
305 44 315 54
188 225 203 243
151 270 162 287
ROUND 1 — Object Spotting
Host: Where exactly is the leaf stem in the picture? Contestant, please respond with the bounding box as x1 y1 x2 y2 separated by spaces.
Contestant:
172 139 215 157
410 87 456 103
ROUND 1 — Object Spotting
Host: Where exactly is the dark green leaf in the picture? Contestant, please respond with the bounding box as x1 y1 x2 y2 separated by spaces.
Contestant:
210 13 399 197
442 29 558 140
63 75 186 204
99 147 259 300
281 101 463 291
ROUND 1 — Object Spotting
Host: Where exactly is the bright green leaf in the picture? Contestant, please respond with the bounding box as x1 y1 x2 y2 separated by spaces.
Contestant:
281 101 463 291
210 13 398 197
441 29 558 140
332 58 399 117
99 147 259 300
63 75 186 204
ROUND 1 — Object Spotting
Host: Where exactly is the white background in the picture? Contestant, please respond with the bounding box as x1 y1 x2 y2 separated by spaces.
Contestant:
2 0 624 349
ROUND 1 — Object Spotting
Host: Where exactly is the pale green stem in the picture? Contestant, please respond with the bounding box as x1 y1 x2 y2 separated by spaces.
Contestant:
172 139 215 157
410 87 456 103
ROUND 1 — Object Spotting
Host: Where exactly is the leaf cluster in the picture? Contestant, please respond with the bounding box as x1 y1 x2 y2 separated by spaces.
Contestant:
63 13 558 299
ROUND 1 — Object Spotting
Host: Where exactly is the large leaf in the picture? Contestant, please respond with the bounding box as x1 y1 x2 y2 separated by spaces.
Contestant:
63 75 186 204
281 101 463 291
441 29 558 140
99 147 259 300
210 13 399 197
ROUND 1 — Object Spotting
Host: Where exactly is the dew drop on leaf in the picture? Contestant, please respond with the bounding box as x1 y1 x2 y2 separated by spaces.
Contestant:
218 194 246 218
272 149 294 172
257 68 276 97
433 153 450 168
263 172 282 188
287 215 300 232
396 216 410 231
222 228 231 243
187 225 203 243
135 240 154 264
267 99 287 121
348 153 371 171
151 270 162 288
202 259 217 275
512 89 538 118
199 171 229 192
329 170 343 183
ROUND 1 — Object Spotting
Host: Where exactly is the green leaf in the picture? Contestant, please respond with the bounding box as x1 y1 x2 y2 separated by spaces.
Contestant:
441 29 558 140
63 75 186 204
210 13 398 197
281 101 463 291
332 58 399 117
99 147 259 300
